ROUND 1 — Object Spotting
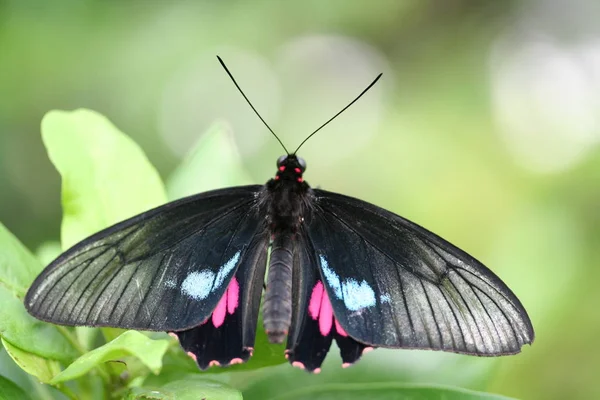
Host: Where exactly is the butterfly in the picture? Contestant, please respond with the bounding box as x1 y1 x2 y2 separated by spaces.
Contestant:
25 56 534 373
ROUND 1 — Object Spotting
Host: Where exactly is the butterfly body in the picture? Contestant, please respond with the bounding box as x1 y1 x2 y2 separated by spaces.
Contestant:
263 155 309 343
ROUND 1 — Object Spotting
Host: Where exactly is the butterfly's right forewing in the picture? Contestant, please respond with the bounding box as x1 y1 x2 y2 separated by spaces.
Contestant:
25 185 267 332
306 189 534 356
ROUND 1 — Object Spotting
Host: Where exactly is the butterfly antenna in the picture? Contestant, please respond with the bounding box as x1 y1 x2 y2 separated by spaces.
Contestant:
217 56 289 154
293 73 382 155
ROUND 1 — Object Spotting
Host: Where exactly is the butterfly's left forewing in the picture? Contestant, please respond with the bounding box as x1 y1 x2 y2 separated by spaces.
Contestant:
25 185 268 334
305 189 534 356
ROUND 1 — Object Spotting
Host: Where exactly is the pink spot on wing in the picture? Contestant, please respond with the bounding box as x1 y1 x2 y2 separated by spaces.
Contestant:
212 277 240 327
342 362 352 368
212 293 227 327
227 277 239 314
230 358 243 365
309 281 349 338
292 361 305 370
318 288 333 336
334 319 348 337
168 332 178 340
313 367 322 374
186 351 197 361
362 347 374 354
308 281 324 320
209 360 221 367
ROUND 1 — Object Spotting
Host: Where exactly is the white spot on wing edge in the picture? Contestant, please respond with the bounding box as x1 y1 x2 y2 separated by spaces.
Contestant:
318 254 376 311
181 270 214 300
180 250 242 301
319 254 342 298
214 250 241 289
341 279 376 311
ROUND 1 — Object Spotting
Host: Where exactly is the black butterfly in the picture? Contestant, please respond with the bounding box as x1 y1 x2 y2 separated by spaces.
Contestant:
25 56 534 373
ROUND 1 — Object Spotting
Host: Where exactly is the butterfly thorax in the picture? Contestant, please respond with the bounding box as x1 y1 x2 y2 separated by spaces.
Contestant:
265 155 310 233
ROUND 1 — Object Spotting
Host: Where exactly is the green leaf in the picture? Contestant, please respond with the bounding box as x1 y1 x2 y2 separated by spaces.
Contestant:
0 289 77 362
1 339 61 384
127 378 242 400
41 109 167 249
267 383 517 400
34 242 62 267
166 121 252 200
0 225 78 362
50 331 169 384
74 327 99 354
0 374 32 400
0 222 44 296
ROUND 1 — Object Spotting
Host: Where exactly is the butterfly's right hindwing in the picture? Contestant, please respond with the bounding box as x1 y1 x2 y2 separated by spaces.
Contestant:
285 232 368 372
25 185 266 332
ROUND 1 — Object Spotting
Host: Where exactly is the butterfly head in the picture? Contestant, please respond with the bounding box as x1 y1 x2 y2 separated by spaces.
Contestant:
275 155 306 182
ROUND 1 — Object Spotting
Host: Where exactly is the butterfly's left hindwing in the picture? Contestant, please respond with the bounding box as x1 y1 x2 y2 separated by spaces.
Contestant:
173 235 269 369
25 185 267 332
306 189 534 356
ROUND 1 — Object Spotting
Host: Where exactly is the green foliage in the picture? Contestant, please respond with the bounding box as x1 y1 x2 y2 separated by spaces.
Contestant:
127 378 243 400
2 339 61 384
41 109 167 249
268 383 516 400
0 110 520 399
0 224 78 362
50 331 169 384
0 374 32 400
167 121 253 200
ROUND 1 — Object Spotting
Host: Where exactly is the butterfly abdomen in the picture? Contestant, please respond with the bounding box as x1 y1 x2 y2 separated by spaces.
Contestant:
263 230 294 343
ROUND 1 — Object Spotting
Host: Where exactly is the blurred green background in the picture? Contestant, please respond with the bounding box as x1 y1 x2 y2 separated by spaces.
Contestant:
1 1 600 399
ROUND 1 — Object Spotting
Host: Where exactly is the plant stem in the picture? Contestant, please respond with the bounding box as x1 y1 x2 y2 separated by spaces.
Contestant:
56 325 87 355
56 383 78 400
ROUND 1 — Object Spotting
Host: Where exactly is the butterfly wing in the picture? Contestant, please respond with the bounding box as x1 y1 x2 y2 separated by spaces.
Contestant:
285 232 368 372
172 232 269 369
25 185 268 332
305 189 534 356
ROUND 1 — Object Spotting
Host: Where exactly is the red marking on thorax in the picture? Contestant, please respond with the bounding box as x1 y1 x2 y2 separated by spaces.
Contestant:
294 167 301 174
308 281 347 337
279 166 286 171
212 277 240 328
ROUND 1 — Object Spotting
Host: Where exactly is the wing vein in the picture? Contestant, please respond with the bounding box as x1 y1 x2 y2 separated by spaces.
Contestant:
420 280 443 348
